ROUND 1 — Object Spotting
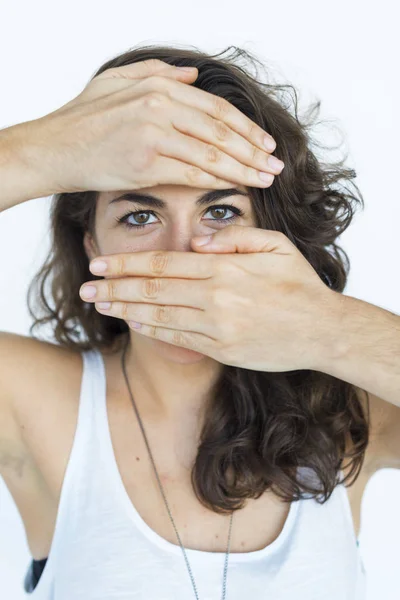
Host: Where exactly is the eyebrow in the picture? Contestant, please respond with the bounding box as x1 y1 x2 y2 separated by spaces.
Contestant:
109 188 249 209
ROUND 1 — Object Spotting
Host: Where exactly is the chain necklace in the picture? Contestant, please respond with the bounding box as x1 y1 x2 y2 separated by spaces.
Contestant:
120 334 234 600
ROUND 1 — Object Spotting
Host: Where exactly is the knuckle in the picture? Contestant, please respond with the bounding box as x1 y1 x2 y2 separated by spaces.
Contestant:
121 302 129 321
115 255 126 277
141 59 161 72
149 325 159 339
247 120 256 139
212 95 230 121
251 143 262 164
213 120 231 142
143 277 161 298
184 164 204 185
149 251 171 275
205 143 222 164
107 279 118 301
154 304 171 324
142 89 169 109
172 329 187 347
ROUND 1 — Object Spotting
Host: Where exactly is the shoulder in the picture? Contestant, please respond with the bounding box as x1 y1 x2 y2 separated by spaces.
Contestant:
0 332 83 482
0 332 83 420
346 385 400 478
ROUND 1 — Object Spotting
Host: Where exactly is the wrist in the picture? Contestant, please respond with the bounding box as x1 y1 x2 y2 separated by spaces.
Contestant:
11 118 65 197
0 119 62 211
311 290 350 373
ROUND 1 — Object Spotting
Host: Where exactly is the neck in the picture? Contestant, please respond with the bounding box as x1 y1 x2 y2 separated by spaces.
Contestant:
116 331 224 424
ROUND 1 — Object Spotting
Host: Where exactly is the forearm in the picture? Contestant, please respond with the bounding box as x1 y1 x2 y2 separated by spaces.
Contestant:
315 293 400 406
0 120 58 212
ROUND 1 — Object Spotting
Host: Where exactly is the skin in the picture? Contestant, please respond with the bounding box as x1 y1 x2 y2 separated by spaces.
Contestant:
83 183 257 423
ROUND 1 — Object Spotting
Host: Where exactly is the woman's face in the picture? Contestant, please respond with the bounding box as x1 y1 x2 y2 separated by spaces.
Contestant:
83 183 257 363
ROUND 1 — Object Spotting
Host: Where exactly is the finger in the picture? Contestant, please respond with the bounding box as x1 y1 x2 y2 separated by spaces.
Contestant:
95 301 213 336
89 276 209 310
144 75 277 154
98 59 199 82
126 319 215 354
165 98 284 177
155 129 276 189
89 250 214 280
151 153 262 189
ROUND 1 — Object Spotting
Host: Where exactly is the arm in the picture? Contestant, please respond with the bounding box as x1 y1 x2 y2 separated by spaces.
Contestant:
316 293 400 407
0 120 59 212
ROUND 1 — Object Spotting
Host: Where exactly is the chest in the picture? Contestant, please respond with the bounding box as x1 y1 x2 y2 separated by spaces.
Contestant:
85 381 294 554
57 390 364 555
9 353 367 560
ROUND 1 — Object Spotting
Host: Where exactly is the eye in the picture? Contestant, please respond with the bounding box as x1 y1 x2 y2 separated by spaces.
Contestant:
115 203 245 230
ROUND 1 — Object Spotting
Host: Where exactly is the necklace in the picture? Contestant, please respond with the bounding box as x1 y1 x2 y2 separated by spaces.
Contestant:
120 334 234 599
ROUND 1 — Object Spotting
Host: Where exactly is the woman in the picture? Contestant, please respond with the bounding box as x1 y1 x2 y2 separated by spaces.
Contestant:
0 44 369 598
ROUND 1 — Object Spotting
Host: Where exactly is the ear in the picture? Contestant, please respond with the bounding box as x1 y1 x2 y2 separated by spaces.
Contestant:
83 231 98 262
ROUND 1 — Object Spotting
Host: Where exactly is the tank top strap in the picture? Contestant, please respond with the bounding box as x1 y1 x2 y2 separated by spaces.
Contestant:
73 348 108 454
26 347 107 596
81 346 105 405
58 347 106 488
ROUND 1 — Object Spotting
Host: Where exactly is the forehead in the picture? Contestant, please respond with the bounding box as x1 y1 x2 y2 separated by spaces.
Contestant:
99 183 250 210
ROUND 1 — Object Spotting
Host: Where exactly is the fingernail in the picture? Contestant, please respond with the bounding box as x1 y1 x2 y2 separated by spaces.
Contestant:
264 135 276 152
97 302 111 310
90 260 108 273
80 285 97 299
267 155 285 172
259 172 274 183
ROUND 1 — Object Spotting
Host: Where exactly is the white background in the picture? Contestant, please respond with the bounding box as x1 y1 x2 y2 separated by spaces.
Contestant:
0 0 399 598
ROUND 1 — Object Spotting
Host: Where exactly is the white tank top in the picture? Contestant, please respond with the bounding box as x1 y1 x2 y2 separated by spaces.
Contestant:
30 348 367 599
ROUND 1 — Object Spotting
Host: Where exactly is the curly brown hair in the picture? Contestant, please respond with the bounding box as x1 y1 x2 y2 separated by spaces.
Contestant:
27 43 370 514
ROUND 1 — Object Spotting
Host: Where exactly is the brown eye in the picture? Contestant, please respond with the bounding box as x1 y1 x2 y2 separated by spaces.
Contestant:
115 203 245 230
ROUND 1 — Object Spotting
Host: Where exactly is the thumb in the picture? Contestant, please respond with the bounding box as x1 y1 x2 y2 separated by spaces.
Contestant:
76 61 198 105
99 59 198 82
192 225 290 254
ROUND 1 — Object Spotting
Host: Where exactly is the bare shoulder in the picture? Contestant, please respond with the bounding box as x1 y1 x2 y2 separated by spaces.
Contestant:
0 331 83 487
0 332 86 559
342 385 400 487
354 386 400 472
